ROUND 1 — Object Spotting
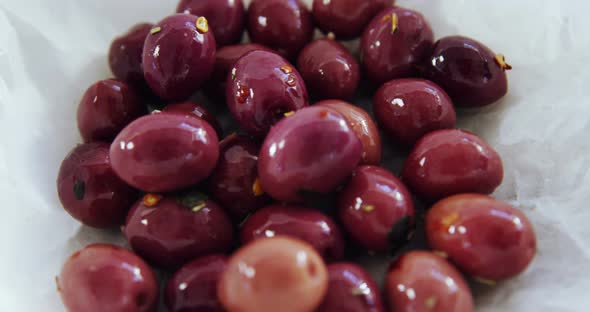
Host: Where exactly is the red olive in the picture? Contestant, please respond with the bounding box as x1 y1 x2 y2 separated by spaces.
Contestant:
57 143 137 228
297 39 360 100
401 129 503 202
373 79 456 146
426 194 537 281
241 205 345 261
207 43 271 97
142 14 216 101
219 237 328 312
108 23 153 89
312 0 395 40
58 244 159 312
226 50 309 137
258 106 362 202
110 113 219 193
123 192 233 269
420 36 510 107
317 100 382 165
385 251 474 312
176 0 245 47
247 0 314 60
317 262 385 312
360 7 434 85
77 79 146 143
165 255 227 312
207 133 270 221
338 165 415 252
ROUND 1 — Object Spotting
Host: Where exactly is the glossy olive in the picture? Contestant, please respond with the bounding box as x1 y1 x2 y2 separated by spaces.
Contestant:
57 143 137 228
258 106 362 202
373 78 456 146
77 79 145 143
108 23 153 89
317 100 382 165
162 100 223 137
401 129 503 202
361 7 433 85
218 237 328 312
247 0 314 60
165 255 227 312
420 36 510 107
317 262 385 312
426 194 537 281
58 244 158 312
297 39 360 100
338 165 415 252
312 0 394 40
110 113 219 192
241 205 345 261
226 50 308 137
142 14 216 101
176 0 245 46
385 251 474 312
123 193 233 269
207 43 271 97
207 133 269 221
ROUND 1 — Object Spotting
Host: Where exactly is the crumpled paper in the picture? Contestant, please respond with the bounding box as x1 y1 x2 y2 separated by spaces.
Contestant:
0 0 589 311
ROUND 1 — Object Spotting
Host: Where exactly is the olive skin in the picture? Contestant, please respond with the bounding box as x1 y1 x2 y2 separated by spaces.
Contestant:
110 113 219 193
247 0 314 60
385 251 474 312
401 129 503 202
426 194 537 281
373 78 456 146
108 23 153 89
297 39 360 100
58 244 159 312
360 7 434 85
419 36 510 107
258 106 362 203
142 14 216 101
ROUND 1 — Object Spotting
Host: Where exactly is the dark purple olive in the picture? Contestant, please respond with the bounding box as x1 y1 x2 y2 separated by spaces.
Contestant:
57 143 137 228
142 14 216 101
373 78 456 146
316 100 382 165
426 194 536 281
110 113 219 193
338 165 415 252
241 205 345 262
317 262 385 312
385 251 474 312
207 133 269 221
77 79 146 143
165 255 227 312
258 106 362 202
312 0 394 40
162 100 223 137
123 192 233 269
401 129 503 202
108 23 153 89
177 0 245 47
227 50 308 137
419 36 511 107
207 43 271 97
247 0 314 60
297 39 360 100
58 244 159 312
361 7 433 85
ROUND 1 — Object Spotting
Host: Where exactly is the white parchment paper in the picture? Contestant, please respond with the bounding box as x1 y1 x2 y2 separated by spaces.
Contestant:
0 0 589 311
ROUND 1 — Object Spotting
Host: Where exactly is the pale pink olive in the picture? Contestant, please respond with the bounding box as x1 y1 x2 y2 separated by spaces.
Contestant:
385 251 474 312
218 237 328 312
